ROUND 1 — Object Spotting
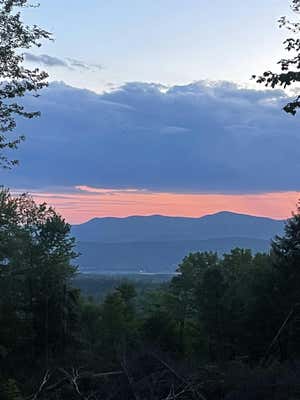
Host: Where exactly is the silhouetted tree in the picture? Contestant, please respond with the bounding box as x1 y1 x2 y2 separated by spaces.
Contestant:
0 188 78 371
272 202 300 309
99 283 138 362
169 252 218 354
196 266 226 361
0 0 51 167
254 0 300 115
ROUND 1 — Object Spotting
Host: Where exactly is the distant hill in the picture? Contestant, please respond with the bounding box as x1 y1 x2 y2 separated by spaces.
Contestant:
72 211 284 243
72 212 285 273
77 237 271 273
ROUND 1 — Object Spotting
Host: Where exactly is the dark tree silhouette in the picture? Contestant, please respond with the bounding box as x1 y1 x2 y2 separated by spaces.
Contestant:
254 0 300 115
0 0 51 168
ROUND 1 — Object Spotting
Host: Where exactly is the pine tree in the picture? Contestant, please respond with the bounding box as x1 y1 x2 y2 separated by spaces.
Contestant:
272 203 300 310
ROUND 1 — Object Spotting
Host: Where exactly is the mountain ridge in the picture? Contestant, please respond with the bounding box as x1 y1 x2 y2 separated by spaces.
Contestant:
73 211 284 226
72 212 285 272
72 211 284 244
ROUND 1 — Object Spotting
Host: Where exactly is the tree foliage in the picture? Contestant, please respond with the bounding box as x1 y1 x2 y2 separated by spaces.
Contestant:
272 202 300 309
0 0 51 167
0 188 78 371
254 0 300 114
1 190 300 398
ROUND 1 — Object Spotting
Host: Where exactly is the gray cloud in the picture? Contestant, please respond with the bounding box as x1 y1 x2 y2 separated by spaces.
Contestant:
24 53 103 72
24 53 69 68
4 80 300 193
66 58 103 71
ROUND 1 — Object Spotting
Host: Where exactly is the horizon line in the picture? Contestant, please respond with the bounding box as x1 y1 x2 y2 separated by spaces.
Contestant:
72 210 286 225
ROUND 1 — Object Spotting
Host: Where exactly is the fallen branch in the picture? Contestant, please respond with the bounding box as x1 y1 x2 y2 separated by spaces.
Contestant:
28 370 51 400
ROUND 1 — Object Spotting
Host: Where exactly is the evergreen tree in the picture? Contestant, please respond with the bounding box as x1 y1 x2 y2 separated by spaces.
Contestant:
272 203 300 310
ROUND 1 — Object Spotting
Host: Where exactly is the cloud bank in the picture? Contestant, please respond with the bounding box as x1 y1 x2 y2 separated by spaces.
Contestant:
4 80 300 194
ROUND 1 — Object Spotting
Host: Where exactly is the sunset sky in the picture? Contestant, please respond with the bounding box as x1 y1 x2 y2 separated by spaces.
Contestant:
20 186 299 224
4 1 300 223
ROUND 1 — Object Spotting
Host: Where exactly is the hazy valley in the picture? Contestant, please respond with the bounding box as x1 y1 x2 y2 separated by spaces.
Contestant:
73 211 284 272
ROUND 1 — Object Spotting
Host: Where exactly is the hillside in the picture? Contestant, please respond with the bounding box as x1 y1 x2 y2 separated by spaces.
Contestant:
72 211 284 243
73 212 284 273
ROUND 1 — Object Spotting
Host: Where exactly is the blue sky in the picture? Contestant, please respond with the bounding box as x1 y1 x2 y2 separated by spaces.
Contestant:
5 0 300 222
23 0 289 92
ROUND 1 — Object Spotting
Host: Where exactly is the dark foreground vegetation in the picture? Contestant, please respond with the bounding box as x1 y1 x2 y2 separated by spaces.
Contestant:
1 188 300 399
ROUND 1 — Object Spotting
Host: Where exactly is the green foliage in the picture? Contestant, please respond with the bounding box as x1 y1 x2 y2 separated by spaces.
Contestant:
80 299 101 351
0 188 78 369
147 248 278 361
142 309 179 351
99 283 138 357
0 1 51 167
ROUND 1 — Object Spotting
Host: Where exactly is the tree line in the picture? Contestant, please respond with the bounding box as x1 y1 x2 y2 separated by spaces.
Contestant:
1 188 300 399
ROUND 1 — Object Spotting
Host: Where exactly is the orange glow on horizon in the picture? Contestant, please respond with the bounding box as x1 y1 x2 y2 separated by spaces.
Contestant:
21 186 300 224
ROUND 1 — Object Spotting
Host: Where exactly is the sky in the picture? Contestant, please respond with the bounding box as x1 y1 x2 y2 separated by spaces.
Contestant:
4 0 300 223
22 0 290 92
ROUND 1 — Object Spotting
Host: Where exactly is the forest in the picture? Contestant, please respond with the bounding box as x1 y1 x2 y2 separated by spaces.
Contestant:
2 0 300 398
1 188 300 399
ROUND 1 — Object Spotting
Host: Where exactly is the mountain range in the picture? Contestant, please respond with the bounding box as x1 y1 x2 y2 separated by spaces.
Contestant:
72 211 285 273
